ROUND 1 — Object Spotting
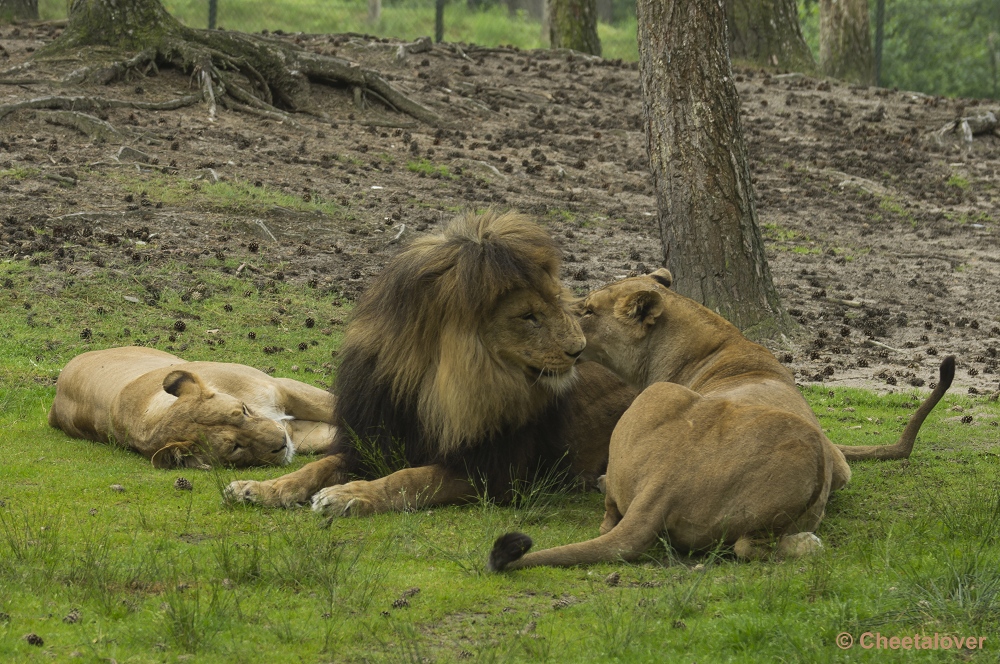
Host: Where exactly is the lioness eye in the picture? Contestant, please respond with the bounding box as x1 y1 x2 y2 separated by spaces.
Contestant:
242 404 251 416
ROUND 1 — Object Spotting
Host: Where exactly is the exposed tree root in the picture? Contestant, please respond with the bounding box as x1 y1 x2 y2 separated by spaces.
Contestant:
0 93 201 121
41 109 122 140
6 10 443 127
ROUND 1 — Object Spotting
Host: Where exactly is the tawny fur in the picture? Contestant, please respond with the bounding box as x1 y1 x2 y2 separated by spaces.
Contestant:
225 210 636 514
49 346 337 468
489 269 954 570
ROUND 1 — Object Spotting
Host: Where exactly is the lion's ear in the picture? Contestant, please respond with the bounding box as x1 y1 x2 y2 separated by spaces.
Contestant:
163 370 208 399
151 442 210 470
649 268 673 289
616 290 663 327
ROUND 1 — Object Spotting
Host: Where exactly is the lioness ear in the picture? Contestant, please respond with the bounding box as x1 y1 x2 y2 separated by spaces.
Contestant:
615 290 664 327
151 442 211 470
163 370 207 399
649 268 673 289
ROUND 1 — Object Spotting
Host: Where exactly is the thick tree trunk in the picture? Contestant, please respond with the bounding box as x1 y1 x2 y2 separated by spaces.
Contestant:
0 0 39 21
726 0 815 72
637 0 788 336
820 0 875 85
549 0 601 56
59 0 179 50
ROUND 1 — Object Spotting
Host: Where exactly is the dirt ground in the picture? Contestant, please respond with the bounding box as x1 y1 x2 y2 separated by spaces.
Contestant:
2 24 999 398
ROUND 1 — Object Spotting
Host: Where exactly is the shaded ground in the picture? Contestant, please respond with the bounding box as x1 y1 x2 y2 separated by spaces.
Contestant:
2 24 999 397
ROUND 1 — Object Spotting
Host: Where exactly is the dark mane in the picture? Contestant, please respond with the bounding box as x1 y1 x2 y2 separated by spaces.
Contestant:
327 210 572 499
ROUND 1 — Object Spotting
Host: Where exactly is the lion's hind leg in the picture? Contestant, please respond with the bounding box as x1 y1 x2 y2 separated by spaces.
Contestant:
733 532 823 560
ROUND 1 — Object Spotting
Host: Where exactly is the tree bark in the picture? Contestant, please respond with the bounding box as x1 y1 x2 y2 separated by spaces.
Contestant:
726 0 815 72
637 0 788 336
549 0 602 56
820 0 875 85
0 0 39 21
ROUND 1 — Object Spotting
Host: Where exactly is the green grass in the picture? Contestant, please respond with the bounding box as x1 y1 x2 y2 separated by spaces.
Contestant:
116 172 342 217
406 158 454 179
947 174 971 190
3 254 1000 661
36 0 640 62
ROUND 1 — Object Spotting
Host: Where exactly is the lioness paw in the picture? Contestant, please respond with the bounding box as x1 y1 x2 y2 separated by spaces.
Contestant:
311 483 376 517
778 532 823 558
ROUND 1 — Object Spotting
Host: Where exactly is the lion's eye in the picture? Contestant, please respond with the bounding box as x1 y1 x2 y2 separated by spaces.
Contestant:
582 307 594 316
242 404 251 417
521 312 538 323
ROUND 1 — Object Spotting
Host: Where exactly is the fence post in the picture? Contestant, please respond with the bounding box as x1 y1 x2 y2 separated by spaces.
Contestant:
208 0 218 29
435 0 445 43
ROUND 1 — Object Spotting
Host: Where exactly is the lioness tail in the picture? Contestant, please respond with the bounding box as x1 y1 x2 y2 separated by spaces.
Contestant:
487 532 534 572
837 355 955 461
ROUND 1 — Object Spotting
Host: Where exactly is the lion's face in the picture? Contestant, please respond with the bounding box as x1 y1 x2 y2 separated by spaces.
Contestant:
149 371 292 469
578 269 672 385
481 284 586 392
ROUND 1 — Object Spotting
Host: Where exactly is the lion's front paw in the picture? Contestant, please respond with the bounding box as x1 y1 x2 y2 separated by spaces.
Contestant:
224 479 301 508
311 482 377 517
225 480 267 505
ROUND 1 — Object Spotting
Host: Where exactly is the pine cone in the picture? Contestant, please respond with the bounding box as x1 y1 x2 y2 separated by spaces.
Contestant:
24 633 44 646
174 477 193 491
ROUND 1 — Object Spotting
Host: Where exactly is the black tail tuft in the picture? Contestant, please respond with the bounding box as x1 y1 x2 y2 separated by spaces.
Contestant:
939 356 956 390
487 532 533 572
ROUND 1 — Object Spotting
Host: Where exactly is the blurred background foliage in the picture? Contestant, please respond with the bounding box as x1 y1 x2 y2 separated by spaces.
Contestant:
30 0 1000 99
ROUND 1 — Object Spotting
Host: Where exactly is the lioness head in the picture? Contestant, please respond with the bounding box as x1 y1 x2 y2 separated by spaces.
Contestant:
578 268 673 385
340 210 585 454
148 370 292 469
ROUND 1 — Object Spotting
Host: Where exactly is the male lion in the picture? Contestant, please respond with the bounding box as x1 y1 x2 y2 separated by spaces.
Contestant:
488 269 954 570
49 347 338 468
226 210 634 515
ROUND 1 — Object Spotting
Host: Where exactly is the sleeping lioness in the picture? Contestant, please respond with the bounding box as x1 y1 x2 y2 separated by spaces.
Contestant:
49 347 337 468
488 269 955 570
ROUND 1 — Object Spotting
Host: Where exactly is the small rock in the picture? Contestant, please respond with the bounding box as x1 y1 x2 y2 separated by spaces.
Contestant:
605 571 621 586
117 145 154 164
110 484 125 492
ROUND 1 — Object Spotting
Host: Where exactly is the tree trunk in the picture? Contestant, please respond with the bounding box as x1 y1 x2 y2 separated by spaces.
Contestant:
549 0 601 56
726 0 815 72
637 0 788 336
57 0 181 51
820 0 875 85
0 0 39 21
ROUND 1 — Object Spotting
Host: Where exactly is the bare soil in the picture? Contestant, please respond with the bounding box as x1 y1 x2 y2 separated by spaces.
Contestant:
2 24 999 397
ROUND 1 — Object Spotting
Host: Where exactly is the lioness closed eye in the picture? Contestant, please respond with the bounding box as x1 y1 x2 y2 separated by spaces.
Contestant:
488 268 954 571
